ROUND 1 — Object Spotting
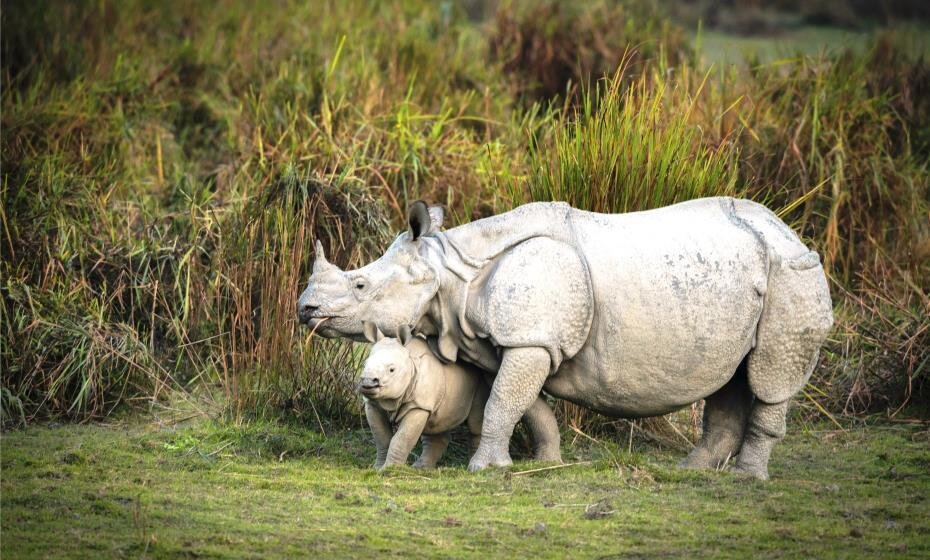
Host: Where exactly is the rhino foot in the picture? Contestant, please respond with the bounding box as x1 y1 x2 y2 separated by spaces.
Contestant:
679 451 720 471
534 446 563 464
731 462 769 481
468 445 513 472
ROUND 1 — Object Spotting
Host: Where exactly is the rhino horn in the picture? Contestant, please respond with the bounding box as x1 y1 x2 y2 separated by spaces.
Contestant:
312 239 335 272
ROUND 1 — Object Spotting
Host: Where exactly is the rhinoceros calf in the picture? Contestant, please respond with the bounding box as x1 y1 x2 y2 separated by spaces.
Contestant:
358 324 489 470
299 197 833 480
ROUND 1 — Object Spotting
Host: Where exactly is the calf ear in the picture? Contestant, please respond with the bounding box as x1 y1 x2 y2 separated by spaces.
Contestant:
362 321 384 343
397 324 414 346
407 201 432 240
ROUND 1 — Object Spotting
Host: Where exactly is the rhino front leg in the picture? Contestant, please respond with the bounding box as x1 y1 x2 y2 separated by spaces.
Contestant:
469 347 550 472
412 433 449 469
481 371 561 463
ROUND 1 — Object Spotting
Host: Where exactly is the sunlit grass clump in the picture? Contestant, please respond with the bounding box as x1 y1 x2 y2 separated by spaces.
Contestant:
520 71 739 212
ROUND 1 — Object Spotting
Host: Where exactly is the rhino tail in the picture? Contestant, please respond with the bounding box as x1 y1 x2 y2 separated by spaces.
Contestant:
787 250 821 271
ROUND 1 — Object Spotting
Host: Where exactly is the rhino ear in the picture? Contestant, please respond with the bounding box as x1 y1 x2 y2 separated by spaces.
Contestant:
362 321 384 343
427 205 444 231
397 325 414 346
408 201 432 240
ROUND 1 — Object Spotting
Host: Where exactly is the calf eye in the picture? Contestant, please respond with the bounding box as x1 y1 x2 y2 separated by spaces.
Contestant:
355 281 365 290
389 367 395 373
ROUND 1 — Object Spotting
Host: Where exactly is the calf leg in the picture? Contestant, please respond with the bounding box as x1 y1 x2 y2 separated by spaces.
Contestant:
681 364 752 470
365 401 393 469
382 409 430 469
413 433 450 469
469 347 550 472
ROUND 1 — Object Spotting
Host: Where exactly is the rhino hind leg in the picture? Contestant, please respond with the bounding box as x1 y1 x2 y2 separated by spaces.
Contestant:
734 254 832 480
733 399 789 480
522 397 563 463
681 364 752 470
735 349 820 480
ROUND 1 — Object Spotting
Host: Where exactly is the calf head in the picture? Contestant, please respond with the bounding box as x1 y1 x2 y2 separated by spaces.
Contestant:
357 324 416 399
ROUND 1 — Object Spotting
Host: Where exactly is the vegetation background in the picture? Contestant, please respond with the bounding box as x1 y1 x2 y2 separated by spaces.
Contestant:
2 1 929 558
3 0 927 430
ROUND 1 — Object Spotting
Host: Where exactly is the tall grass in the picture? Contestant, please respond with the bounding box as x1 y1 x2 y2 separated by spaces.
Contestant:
518 70 739 211
2 0 927 428
2 0 510 424
490 0 690 101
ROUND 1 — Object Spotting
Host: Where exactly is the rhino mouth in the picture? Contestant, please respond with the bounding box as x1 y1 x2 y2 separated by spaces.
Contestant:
358 388 380 397
302 316 342 335
302 315 340 325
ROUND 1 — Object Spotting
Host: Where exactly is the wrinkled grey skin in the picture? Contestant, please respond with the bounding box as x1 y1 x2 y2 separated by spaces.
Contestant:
298 239 563 463
359 324 489 470
299 197 833 479
296 243 368 342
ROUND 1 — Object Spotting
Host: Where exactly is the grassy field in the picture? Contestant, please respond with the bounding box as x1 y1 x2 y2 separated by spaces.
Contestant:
3 417 929 559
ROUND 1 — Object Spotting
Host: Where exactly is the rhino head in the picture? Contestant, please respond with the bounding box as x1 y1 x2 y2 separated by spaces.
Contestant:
296 202 444 340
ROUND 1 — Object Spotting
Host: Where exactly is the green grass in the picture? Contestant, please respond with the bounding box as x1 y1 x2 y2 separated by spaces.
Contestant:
696 27 874 65
3 418 929 558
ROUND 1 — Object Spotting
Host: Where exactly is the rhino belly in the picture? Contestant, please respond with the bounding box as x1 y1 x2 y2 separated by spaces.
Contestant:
550 200 768 416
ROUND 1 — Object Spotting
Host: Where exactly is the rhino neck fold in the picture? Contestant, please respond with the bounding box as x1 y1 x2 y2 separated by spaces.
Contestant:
414 205 578 370
414 238 481 365
420 271 471 364
440 202 574 265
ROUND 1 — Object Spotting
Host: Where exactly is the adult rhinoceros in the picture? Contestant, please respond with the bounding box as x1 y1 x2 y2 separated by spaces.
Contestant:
297 198 833 479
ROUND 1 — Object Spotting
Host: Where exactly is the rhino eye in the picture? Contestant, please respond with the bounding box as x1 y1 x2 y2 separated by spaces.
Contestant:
389 367 395 373
354 281 365 290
